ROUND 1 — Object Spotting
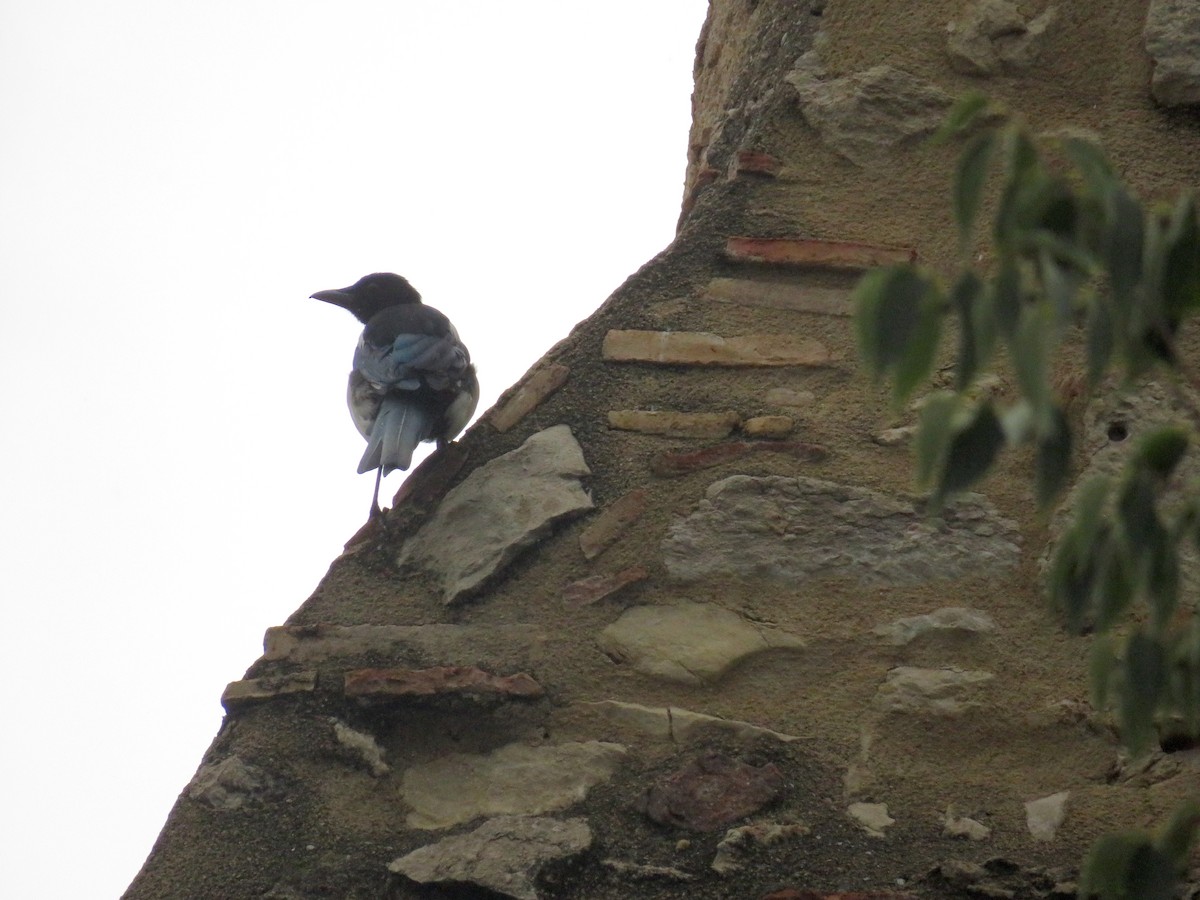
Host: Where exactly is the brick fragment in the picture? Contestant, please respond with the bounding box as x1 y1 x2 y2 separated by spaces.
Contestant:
704 277 853 316
733 150 782 176
489 363 570 433
390 441 471 509
724 236 916 270
603 330 832 367
221 672 317 709
742 415 795 438
651 441 828 477
607 409 741 438
343 666 543 700
580 489 648 559
563 565 649 606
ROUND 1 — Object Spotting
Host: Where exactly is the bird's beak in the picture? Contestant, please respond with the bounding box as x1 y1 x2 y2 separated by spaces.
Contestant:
310 288 353 307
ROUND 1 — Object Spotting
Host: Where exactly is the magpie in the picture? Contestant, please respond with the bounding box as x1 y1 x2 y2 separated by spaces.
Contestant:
311 272 479 516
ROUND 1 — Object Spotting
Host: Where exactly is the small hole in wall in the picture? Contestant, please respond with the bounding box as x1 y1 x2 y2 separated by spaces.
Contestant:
1161 732 1200 753
1107 422 1129 442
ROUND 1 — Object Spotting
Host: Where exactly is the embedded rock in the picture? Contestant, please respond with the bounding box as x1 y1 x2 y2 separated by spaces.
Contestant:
874 667 995 716
401 740 626 829
1145 0 1200 106
396 425 593 604
848 802 895 838
1025 791 1069 841
571 700 799 744
872 607 998 646
664 476 1020 586
388 815 591 900
597 600 805 685
185 756 277 811
946 0 1057 75
787 65 953 166
638 753 786 831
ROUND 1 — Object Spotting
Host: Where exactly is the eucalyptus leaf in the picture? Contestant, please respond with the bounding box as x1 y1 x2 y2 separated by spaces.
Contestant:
932 401 1005 507
954 131 996 245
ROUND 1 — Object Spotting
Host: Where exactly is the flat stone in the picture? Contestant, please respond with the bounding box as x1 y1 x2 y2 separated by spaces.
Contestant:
572 700 800 744
947 0 1057 75
263 623 544 670
764 893 916 900
1145 0 1200 106
848 801 895 837
603 329 833 367
598 600 805 685
742 415 794 438
488 363 571 433
401 740 626 829
943 806 991 841
388 815 591 900
873 425 918 446
651 441 828 477
874 667 995 716
396 425 593 604
332 720 389 776
607 409 742 438
186 756 278 811
787 64 953 166
711 821 811 874
579 488 647 559
562 565 648 606
1025 791 1069 841
220 671 316 709
703 277 854 315
872 607 998 646
343 666 543 701
663 475 1021 585
637 753 786 831
723 237 916 270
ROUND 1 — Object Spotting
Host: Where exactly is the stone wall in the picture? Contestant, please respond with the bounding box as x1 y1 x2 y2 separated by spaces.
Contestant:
125 2 1200 898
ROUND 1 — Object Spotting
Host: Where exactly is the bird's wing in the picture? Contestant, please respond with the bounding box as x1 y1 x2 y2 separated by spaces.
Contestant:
354 305 471 389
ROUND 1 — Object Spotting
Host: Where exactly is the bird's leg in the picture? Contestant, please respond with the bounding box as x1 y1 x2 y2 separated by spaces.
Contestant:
369 467 383 519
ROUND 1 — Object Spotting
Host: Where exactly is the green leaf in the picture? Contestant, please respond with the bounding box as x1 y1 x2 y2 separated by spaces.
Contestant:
951 271 992 390
954 131 996 245
1121 630 1167 755
1137 426 1189 478
1035 405 1072 507
930 91 992 145
1160 193 1200 323
992 261 1022 342
914 391 959 488
1039 247 1075 327
1125 843 1180 900
1086 294 1115 387
1093 537 1134 631
1106 184 1145 320
1081 831 1151 900
1090 633 1118 707
932 401 1005 507
1154 799 1200 864
1011 304 1053 425
1064 136 1116 196
854 266 942 402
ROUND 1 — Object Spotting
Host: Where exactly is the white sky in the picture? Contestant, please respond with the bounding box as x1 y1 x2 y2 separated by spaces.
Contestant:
0 2 706 895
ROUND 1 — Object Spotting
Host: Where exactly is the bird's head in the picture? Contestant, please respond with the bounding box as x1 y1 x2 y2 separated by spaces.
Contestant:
310 272 422 323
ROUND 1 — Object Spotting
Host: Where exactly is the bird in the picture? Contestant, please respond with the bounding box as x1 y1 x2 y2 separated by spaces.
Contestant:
311 272 479 517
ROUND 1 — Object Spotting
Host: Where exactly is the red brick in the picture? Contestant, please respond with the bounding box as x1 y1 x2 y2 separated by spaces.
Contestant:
343 666 543 700
563 565 649 606
579 489 648 559
724 236 917 270
734 150 782 176
704 277 854 316
221 672 317 710
488 363 570 433
607 409 741 438
603 330 831 367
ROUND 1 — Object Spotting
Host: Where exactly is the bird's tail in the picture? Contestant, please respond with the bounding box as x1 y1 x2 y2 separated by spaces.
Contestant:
357 396 431 475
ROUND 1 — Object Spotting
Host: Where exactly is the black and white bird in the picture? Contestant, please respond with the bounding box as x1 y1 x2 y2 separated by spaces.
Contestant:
311 272 479 516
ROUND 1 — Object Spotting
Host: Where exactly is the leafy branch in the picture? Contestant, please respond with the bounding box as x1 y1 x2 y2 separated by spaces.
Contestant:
854 94 1200 897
